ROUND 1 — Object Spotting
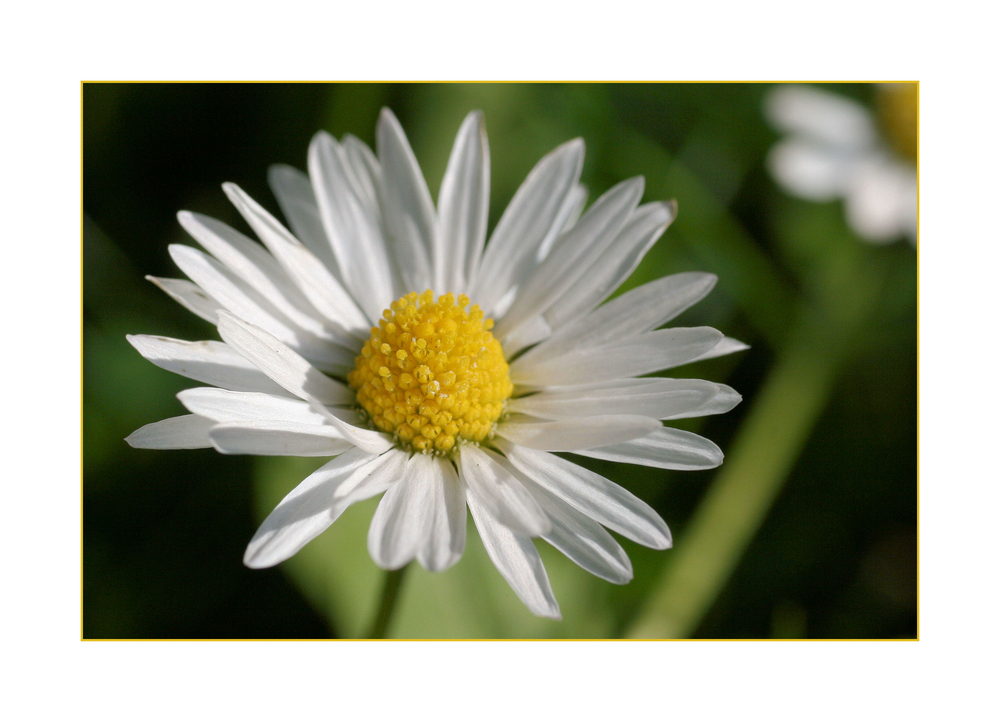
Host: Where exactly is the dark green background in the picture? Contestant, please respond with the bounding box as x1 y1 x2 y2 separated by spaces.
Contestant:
83 83 916 638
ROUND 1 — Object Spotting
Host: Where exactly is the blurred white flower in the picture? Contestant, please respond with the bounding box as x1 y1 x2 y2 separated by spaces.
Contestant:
126 109 744 620
764 84 917 245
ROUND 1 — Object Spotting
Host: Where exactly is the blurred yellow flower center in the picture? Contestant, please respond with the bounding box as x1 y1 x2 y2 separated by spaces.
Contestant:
348 290 513 455
877 83 918 163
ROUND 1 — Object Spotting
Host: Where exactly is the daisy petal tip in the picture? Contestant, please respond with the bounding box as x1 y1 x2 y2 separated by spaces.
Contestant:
699 435 726 466
242 534 292 569
540 604 562 621
220 181 245 205
531 516 554 538
124 427 167 450
610 568 635 586
242 547 276 570
650 531 673 551
419 551 462 574
307 132 335 164
378 106 401 130
207 438 233 455
267 163 294 188
640 515 674 550
625 175 646 196
311 128 335 144
369 554 411 572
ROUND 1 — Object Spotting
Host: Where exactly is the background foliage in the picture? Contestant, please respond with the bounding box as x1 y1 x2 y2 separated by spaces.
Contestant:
83 83 916 639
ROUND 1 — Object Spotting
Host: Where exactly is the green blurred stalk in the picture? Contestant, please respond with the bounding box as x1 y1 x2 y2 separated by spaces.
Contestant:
626 320 842 639
366 565 409 639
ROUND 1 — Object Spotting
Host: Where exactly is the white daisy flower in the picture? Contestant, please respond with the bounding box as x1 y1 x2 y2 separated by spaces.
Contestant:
126 109 745 620
764 83 918 245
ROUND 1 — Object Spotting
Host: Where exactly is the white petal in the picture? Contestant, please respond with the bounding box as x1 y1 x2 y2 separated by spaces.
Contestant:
368 454 438 570
500 314 553 358
177 210 347 344
147 276 222 324
308 132 398 321
576 426 723 470
458 445 550 537
126 415 214 449
222 182 370 338
209 421 354 456
525 480 633 584
169 243 293 336
168 244 355 373
126 335 291 396
365 454 466 572
494 176 644 341
764 85 877 149
329 448 409 514
511 327 723 387
689 336 750 363
844 156 918 243
466 490 561 619
536 183 588 262
243 447 378 568
177 387 327 424
377 108 436 293
470 138 584 317
341 134 382 218
304 399 395 456
437 111 489 294
495 439 671 549
665 383 742 420
417 457 467 572
267 163 342 277
508 377 720 420
542 200 677 331
496 415 661 452
216 312 352 405
766 138 854 202
516 272 718 368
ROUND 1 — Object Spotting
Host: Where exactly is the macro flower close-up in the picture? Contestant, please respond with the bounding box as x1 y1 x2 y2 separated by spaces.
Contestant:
124 108 743 621
85 83 916 641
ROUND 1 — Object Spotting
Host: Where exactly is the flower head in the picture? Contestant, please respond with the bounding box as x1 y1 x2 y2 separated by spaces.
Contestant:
764 84 918 245
126 109 744 619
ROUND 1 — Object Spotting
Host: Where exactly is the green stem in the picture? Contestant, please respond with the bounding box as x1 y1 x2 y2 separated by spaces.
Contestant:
626 322 841 639
366 565 409 639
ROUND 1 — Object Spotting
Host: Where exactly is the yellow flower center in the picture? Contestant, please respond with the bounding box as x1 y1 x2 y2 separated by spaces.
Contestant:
348 290 513 455
877 83 918 163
